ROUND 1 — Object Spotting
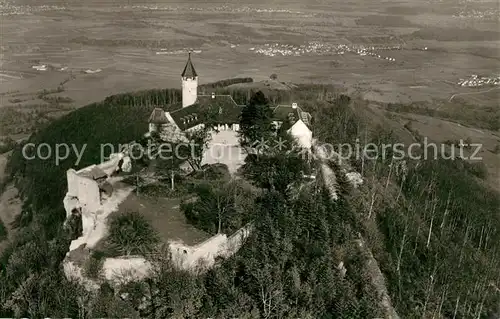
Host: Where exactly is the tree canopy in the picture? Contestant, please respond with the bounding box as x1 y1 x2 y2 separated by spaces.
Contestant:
239 91 274 147
1 84 499 318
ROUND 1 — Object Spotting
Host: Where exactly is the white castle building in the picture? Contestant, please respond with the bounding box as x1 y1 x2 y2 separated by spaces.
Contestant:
148 53 313 149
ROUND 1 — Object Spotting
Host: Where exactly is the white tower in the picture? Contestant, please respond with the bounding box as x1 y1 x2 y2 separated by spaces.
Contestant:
181 52 198 108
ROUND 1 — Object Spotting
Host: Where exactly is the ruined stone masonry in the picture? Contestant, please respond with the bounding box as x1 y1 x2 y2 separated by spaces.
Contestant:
62 147 252 290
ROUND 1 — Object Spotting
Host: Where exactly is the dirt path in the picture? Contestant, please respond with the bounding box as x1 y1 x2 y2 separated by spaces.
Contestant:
312 141 339 201
312 139 400 319
355 238 400 319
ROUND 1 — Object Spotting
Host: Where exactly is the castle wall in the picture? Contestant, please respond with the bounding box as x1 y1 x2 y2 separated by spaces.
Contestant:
223 223 253 257
185 123 205 133
183 123 239 133
202 130 246 174
66 169 100 213
97 153 130 175
65 222 252 292
67 153 128 216
170 233 227 269
65 153 133 253
63 261 100 291
159 122 189 143
102 256 152 284
169 223 253 271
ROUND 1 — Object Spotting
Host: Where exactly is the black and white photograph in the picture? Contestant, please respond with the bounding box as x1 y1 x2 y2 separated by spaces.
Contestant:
0 0 499 317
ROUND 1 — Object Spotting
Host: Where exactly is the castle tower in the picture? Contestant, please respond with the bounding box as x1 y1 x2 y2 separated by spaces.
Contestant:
181 52 198 108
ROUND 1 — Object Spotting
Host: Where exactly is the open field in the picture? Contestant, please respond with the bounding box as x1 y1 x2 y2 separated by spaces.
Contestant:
1 0 499 113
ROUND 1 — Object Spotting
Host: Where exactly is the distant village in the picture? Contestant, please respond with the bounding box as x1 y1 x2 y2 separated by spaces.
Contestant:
0 1 64 15
457 74 500 87
251 42 402 62
453 8 500 20
31 64 101 74
121 5 305 15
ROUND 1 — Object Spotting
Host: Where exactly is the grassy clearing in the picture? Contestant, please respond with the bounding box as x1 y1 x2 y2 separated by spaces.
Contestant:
385 100 500 131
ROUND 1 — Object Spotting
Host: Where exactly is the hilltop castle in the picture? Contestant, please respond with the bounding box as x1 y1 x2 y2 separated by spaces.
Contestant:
148 53 313 149
62 54 315 289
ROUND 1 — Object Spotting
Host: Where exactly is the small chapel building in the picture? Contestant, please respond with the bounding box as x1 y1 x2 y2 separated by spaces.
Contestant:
148 53 313 149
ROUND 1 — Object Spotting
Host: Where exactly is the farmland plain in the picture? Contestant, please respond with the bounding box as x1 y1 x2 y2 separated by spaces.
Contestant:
1 0 499 108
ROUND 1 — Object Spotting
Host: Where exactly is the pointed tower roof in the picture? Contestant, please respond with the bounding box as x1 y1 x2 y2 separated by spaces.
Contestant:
181 52 198 78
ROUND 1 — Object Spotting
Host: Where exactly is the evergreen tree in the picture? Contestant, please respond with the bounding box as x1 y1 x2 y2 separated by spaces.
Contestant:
239 91 274 147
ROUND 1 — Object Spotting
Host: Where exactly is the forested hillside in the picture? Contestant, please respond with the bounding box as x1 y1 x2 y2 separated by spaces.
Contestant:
0 81 498 317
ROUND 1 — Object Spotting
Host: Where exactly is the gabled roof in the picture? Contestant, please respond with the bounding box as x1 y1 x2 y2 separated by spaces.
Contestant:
272 104 311 127
148 95 311 132
170 103 204 130
181 53 197 78
169 95 244 130
148 108 169 124
197 94 242 108
198 94 244 124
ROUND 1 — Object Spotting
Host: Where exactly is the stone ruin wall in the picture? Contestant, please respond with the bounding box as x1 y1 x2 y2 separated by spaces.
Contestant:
62 148 252 290
64 152 131 219
169 223 253 270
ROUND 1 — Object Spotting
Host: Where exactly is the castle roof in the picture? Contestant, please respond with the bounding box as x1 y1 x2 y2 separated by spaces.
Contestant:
272 104 311 127
169 103 204 130
147 92 312 131
169 95 244 130
181 53 197 78
197 95 243 123
148 108 169 124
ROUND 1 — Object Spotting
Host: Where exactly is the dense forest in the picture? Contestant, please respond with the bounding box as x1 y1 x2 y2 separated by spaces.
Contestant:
0 80 498 317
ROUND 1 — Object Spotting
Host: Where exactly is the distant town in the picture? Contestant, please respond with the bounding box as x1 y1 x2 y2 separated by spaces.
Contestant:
250 42 403 62
457 74 500 87
453 8 500 20
0 1 65 15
